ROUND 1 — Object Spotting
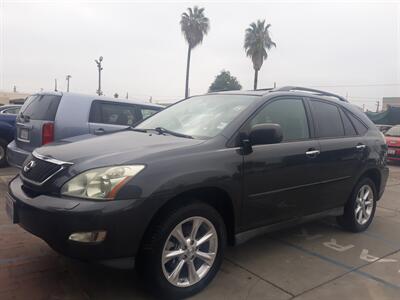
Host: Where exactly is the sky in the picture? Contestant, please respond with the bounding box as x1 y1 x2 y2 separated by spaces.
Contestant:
0 0 399 110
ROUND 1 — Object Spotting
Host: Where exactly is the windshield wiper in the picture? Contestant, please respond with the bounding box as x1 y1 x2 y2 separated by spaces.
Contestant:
129 127 148 133
153 127 194 139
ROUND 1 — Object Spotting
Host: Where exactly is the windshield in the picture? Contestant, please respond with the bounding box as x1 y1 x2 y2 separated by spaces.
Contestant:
136 94 259 138
385 126 400 137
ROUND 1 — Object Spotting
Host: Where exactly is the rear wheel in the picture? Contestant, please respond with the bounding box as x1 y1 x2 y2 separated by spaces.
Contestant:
138 201 226 299
0 139 8 167
337 177 377 232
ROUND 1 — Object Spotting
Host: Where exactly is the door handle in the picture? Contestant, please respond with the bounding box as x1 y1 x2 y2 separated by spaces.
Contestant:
356 144 366 150
306 149 320 157
94 128 105 135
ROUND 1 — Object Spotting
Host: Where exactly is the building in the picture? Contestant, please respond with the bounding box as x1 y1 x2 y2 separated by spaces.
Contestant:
382 97 400 110
0 90 30 105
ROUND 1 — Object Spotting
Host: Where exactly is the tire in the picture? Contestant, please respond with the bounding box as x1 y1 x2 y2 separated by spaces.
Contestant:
337 177 377 232
0 139 8 167
138 201 227 299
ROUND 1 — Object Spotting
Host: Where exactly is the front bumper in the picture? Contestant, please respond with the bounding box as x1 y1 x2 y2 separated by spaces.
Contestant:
7 176 148 261
6 141 30 168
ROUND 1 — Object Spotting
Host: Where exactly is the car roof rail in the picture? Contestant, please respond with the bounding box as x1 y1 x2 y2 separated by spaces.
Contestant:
273 86 348 102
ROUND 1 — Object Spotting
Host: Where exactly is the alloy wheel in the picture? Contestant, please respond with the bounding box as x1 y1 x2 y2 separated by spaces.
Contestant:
161 216 218 287
355 184 374 225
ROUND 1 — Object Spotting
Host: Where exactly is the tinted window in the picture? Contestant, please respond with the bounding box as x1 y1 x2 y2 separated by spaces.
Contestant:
20 95 61 121
311 101 344 138
339 109 357 136
250 98 310 141
139 107 160 119
347 113 368 135
90 101 139 126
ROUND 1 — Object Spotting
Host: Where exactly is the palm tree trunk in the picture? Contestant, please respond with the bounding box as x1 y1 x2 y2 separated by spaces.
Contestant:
185 45 191 98
253 69 258 90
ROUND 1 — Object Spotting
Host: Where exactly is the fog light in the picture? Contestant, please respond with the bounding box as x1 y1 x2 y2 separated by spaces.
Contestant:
69 231 107 243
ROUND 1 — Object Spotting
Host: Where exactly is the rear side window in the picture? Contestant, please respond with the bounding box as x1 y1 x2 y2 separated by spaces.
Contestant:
139 107 160 120
3 107 20 115
311 101 344 138
250 98 310 141
339 109 357 136
89 101 139 126
20 95 61 121
347 113 368 135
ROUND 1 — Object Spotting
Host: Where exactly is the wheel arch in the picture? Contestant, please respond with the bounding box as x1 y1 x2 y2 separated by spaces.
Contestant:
141 186 236 248
358 168 382 199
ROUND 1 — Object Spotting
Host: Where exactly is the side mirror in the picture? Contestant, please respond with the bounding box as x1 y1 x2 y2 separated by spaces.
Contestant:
249 123 283 146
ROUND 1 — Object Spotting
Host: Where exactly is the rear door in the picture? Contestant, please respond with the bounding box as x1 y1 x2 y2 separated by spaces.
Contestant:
306 98 367 213
15 94 61 152
88 100 141 135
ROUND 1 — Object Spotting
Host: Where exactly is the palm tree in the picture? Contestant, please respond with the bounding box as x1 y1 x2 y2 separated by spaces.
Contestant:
244 20 276 90
180 6 210 98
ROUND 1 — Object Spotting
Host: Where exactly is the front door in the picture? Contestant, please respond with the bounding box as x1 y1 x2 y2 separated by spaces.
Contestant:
242 97 321 229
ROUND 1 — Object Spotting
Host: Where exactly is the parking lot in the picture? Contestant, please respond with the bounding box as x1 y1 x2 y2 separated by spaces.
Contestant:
0 164 399 300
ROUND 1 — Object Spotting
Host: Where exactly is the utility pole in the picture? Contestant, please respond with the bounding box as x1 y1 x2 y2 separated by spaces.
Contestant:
125 92 128 99
54 79 58 92
66 75 71 92
273 82 276 88
376 101 380 112
95 56 103 96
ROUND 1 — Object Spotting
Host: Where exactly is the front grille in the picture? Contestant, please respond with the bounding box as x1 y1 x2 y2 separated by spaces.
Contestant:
21 157 62 184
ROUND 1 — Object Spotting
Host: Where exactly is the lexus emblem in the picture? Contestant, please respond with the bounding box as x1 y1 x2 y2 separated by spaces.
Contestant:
23 160 36 173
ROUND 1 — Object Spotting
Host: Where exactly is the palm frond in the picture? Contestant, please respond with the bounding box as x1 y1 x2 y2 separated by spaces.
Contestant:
244 19 276 70
180 6 210 49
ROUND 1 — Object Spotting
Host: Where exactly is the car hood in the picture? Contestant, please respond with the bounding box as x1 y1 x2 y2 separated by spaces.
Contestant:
386 136 400 147
35 130 206 167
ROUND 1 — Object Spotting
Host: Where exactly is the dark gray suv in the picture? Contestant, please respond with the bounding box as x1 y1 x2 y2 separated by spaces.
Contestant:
7 87 389 299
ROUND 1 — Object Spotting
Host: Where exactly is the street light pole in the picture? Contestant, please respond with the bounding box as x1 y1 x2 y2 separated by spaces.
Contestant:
66 75 71 92
95 56 103 96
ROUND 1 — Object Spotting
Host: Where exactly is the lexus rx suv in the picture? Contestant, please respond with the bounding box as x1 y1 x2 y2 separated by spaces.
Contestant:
6 87 388 299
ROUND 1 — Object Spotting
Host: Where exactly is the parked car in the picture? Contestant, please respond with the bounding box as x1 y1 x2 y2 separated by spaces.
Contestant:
0 104 22 115
376 124 392 134
7 87 388 299
385 125 400 161
0 105 22 166
7 91 162 167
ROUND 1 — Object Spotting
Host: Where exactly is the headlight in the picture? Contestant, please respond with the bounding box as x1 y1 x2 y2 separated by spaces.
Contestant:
61 165 145 200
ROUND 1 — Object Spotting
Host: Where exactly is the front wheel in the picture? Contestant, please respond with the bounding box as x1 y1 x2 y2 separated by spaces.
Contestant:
138 202 226 299
337 177 377 232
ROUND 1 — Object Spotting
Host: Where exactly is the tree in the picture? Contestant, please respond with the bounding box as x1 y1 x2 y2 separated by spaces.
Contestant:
244 20 276 90
208 70 242 92
180 6 210 98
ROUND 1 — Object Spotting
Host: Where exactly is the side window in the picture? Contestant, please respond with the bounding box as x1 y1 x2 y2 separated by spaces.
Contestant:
3 107 19 115
339 109 357 136
139 107 159 120
311 101 344 138
347 113 368 135
250 98 310 141
89 101 139 126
